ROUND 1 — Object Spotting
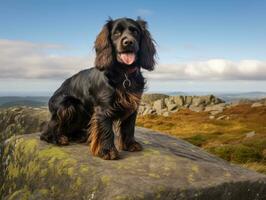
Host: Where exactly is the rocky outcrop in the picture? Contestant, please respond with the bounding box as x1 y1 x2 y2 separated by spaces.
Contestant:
138 94 225 116
1 128 266 200
0 106 49 142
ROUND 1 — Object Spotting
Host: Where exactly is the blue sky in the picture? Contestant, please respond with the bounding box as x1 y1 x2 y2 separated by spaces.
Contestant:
0 0 266 95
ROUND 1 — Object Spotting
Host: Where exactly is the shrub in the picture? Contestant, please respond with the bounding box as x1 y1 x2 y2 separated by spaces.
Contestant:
184 135 208 147
207 144 262 164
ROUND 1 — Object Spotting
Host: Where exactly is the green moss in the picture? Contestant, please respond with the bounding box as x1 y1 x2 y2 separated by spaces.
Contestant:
148 173 160 178
142 140 151 144
38 147 68 160
232 144 262 163
191 165 199 173
7 188 31 200
1 137 87 199
142 148 160 156
155 185 165 199
114 195 130 200
101 175 111 185
207 144 262 163
184 134 208 147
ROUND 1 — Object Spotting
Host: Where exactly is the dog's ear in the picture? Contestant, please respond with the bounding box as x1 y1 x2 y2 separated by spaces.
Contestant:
94 20 114 70
137 19 156 71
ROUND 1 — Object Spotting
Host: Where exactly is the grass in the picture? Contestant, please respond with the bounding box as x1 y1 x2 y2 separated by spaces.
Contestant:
136 104 266 174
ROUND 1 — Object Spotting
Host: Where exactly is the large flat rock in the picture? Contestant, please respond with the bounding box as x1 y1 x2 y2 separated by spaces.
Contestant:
1 127 266 200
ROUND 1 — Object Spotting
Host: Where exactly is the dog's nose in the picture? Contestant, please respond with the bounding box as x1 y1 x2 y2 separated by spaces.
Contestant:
122 38 134 47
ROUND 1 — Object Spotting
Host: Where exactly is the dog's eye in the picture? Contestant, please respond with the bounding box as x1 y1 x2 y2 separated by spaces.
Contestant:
114 31 121 37
132 30 138 36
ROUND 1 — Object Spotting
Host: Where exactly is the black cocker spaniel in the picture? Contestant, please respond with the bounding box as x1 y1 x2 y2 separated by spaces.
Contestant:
40 17 156 160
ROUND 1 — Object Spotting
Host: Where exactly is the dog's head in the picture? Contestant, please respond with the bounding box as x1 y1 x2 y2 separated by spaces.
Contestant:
94 18 156 71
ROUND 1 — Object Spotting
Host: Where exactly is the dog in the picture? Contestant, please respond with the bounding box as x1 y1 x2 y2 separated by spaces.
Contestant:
40 17 156 160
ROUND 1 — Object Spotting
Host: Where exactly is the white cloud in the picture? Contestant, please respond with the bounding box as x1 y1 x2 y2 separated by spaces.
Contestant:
1 39 265 82
0 39 93 79
145 59 266 81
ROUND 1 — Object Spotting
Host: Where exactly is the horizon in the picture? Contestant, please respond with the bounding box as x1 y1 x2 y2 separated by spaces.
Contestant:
1 0 266 93
1 90 266 97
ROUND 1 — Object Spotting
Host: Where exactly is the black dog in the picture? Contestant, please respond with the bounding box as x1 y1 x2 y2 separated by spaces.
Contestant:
40 18 156 160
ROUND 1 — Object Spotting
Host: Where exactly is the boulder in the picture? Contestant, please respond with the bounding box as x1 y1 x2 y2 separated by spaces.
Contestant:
189 105 205 112
166 103 178 111
143 107 156 115
245 131 256 138
162 111 170 117
251 102 263 108
0 106 49 142
205 103 227 115
1 128 266 200
153 99 166 114
172 96 184 106
141 94 169 105
184 96 193 106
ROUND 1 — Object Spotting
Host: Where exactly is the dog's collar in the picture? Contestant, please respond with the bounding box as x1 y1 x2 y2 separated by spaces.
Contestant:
123 66 139 89
126 66 139 74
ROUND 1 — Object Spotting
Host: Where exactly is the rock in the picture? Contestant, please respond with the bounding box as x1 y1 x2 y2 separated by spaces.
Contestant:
184 96 193 106
205 103 227 116
189 105 205 112
0 106 49 142
205 103 227 112
166 103 177 111
138 105 146 115
162 111 170 117
172 96 184 106
170 108 179 113
192 96 206 107
209 115 215 120
216 115 227 120
153 99 166 114
1 128 266 200
210 110 223 116
251 102 263 108
141 93 169 105
143 107 156 115
246 131 256 138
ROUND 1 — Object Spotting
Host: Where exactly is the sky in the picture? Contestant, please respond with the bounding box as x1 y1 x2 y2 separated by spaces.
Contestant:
0 0 266 95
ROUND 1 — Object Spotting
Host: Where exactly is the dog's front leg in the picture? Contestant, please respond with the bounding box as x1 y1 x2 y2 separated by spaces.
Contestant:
89 112 119 160
118 112 142 152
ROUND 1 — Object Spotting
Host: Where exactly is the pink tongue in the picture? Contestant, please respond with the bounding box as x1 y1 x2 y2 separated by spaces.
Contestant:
120 53 135 65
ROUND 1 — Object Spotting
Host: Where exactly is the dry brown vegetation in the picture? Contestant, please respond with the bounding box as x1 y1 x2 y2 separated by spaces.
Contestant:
137 104 266 174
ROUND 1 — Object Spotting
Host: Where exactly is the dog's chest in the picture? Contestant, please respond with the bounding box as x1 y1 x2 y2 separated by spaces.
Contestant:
115 89 141 117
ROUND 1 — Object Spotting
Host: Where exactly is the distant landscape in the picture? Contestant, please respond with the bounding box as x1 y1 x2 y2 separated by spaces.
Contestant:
0 96 49 108
1 91 266 108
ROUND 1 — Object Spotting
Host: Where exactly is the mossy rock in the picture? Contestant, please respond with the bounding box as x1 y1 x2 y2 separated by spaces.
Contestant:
1 128 266 200
0 106 49 142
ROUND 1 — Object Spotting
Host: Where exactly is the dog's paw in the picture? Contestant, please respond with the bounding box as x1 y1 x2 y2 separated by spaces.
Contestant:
58 135 69 145
99 147 120 160
124 141 142 152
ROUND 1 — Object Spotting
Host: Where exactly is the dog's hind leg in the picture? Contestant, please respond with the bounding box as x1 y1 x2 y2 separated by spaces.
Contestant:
41 96 90 145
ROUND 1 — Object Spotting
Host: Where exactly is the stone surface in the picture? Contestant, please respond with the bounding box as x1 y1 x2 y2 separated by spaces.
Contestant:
189 105 205 112
1 128 266 200
0 106 49 142
251 102 263 108
246 131 256 138
138 94 226 116
153 99 166 114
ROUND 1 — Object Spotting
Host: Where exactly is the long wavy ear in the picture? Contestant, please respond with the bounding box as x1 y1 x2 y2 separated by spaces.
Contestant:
137 19 156 71
94 20 113 70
